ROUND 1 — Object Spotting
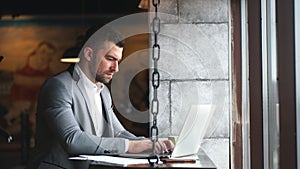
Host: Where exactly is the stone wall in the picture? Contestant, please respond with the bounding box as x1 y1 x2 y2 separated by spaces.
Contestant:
149 1 230 169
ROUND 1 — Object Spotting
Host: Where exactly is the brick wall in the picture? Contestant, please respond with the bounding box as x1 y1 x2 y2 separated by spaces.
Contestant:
149 1 230 169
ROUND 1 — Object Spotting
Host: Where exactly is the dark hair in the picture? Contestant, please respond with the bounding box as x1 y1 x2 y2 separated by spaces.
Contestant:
83 24 125 49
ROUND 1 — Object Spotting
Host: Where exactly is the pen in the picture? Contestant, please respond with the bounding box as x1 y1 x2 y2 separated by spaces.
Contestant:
161 158 196 163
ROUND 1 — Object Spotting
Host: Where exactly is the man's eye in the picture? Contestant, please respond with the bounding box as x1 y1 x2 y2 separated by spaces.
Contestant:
106 57 114 61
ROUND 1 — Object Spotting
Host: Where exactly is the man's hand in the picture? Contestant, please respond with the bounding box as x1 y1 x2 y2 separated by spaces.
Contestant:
156 139 174 154
127 139 152 153
127 139 174 154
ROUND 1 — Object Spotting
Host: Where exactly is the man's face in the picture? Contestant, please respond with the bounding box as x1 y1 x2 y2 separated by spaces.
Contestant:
92 42 123 84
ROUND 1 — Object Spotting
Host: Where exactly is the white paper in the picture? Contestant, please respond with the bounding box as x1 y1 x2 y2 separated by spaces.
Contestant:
170 154 199 160
79 155 151 166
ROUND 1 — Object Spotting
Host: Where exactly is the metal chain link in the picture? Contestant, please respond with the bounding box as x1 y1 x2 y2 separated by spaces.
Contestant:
148 0 161 166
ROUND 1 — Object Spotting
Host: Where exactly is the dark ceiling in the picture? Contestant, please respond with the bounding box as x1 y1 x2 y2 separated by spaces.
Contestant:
0 0 143 16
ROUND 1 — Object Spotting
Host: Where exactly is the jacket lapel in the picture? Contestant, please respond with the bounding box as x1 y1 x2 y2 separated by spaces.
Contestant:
70 65 98 135
100 92 114 137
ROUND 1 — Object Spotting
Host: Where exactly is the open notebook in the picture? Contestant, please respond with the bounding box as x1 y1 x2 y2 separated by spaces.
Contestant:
119 104 213 158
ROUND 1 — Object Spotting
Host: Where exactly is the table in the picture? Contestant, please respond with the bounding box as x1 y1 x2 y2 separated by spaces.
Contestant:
88 149 217 169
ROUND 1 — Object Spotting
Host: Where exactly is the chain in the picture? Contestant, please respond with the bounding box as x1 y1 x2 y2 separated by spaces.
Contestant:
148 0 161 166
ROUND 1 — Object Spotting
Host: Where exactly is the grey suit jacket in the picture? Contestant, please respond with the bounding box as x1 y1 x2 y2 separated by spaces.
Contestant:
28 65 142 169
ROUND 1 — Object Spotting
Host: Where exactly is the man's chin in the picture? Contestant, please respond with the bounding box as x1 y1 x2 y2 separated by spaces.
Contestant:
96 77 112 84
105 77 113 82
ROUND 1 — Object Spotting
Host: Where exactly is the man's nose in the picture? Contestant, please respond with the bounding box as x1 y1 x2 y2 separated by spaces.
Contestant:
111 61 119 72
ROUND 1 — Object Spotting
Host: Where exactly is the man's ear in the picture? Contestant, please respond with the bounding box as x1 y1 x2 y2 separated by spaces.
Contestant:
83 47 93 61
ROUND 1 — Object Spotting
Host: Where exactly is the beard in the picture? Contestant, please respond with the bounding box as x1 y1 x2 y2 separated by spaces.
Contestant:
95 73 112 84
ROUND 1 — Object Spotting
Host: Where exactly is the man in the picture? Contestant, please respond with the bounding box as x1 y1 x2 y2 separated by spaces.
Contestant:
28 25 174 169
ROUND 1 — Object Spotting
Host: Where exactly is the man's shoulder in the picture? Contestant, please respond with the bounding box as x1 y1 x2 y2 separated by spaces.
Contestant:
54 69 71 78
43 69 72 87
50 64 74 80
49 69 71 81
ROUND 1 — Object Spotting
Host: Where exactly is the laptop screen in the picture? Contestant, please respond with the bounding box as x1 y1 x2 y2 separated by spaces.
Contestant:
171 104 212 158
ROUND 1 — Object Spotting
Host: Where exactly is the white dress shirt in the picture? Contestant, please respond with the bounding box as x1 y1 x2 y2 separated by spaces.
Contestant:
75 64 105 136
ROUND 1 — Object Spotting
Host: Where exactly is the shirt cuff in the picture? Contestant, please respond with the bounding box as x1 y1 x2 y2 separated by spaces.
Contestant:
124 139 129 152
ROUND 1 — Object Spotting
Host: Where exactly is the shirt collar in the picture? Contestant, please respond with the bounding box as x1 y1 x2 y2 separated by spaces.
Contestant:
75 64 103 93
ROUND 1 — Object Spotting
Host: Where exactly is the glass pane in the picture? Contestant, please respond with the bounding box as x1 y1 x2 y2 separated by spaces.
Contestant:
261 0 279 168
295 0 300 167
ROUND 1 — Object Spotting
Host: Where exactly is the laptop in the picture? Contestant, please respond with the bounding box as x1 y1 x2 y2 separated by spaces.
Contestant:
170 104 212 158
119 104 213 159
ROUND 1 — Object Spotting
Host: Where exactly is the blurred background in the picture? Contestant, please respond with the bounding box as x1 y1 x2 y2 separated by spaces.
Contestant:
0 1 150 168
